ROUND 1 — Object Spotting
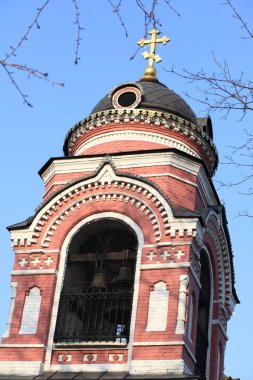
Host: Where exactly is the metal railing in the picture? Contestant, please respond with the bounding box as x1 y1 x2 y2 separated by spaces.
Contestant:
54 287 133 343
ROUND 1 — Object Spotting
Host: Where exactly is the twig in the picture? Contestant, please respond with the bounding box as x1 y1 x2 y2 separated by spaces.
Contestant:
107 0 128 37
5 0 51 62
1 64 33 107
224 0 253 39
72 0 84 64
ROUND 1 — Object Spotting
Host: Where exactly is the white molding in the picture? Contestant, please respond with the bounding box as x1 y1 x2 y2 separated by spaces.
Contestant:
0 361 44 376
44 212 144 372
129 359 184 375
74 130 199 158
41 151 202 185
50 363 128 372
133 341 184 346
14 249 59 254
138 172 197 187
2 282 17 338
141 263 190 270
175 275 189 334
43 181 67 197
0 344 45 348
11 163 173 246
11 269 57 276
143 241 192 248
200 246 214 380
40 189 162 247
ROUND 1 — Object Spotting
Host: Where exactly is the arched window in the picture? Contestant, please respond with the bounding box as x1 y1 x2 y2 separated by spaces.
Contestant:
54 219 138 344
195 251 212 379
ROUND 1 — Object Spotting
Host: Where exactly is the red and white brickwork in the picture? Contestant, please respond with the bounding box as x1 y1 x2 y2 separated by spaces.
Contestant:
0 87 237 380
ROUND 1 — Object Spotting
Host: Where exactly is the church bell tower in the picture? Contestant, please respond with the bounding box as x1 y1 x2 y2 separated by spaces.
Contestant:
0 30 238 380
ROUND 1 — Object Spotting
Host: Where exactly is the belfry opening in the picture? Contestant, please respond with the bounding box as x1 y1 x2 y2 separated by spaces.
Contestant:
55 219 138 344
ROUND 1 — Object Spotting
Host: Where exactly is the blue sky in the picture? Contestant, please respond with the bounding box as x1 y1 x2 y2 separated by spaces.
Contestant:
0 1 252 378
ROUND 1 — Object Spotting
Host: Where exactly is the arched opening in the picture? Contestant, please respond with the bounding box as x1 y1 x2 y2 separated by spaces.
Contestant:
195 251 212 379
54 219 138 344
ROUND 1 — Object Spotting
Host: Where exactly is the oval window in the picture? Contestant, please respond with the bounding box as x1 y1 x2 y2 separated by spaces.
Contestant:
112 86 141 109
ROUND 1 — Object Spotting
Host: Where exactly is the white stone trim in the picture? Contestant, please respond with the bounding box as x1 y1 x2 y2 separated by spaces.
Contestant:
54 344 127 350
141 263 190 270
0 361 44 376
2 282 17 338
133 341 184 346
40 150 202 182
143 241 192 248
212 320 229 340
0 344 45 348
74 130 199 158
40 189 162 247
129 359 184 375
11 269 57 276
146 281 169 331
14 249 59 254
40 151 216 208
175 275 189 334
50 364 128 372
186 293 194 342
139 172 197 187
43 181 67 198
44 212 144 372
200 246 214 380
11 163 173 247
19 287 42 334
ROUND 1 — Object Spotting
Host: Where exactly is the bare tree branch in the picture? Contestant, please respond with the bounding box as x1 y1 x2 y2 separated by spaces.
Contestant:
72 0 84 64
1 64 33 107
4 0 50 62
169 52 253 119
1 0 180 105
107 0 128 37
224 0 253 39
1 0 85 106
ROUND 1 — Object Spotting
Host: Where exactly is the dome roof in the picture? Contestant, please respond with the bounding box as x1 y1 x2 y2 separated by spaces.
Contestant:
91 81 197 124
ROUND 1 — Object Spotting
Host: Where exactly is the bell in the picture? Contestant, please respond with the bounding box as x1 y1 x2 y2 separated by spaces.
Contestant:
115 266 133 284
90 271 107 288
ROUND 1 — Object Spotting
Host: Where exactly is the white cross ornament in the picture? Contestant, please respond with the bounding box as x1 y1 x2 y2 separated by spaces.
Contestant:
44 256 54 266
146 251 157 261
174 249 185 260
160 250 171 260
18 257 28 267
31 256 41 266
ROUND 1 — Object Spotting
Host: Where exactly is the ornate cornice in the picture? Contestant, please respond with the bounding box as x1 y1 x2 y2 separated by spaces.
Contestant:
63 108 218 174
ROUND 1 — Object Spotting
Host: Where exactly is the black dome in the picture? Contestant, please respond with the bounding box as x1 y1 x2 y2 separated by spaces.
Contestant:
91 81 197 124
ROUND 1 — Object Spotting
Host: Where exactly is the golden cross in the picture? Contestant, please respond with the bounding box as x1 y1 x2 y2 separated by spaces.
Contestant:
137 28 170 82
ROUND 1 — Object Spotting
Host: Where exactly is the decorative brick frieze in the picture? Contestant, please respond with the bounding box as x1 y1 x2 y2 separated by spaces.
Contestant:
143 246 190 265
74 130 198 158
11 164 179 248
14 252 57 271
203 212 236 315
64 109 217 174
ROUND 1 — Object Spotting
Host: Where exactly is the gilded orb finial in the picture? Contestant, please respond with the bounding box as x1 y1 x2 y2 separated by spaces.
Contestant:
137 28 170 82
